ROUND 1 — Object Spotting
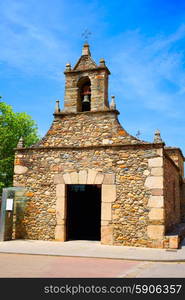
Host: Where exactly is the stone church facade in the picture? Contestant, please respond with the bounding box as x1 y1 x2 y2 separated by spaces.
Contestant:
13 43 185 249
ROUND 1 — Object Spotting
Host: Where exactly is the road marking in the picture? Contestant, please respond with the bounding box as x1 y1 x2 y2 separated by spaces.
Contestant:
119 262 153 278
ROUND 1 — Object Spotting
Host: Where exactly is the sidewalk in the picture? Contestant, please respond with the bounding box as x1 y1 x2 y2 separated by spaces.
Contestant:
0 239 185 262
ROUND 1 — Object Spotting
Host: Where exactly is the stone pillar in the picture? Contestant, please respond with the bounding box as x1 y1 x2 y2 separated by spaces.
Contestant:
82 43 91 56
90 71 109 111
55 184 66 241
63 86 79 113
101 174 116 245
145 150 165 247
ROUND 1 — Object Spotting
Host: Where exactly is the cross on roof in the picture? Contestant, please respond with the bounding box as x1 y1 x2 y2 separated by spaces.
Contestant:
81 29 92 43
136 130 141 138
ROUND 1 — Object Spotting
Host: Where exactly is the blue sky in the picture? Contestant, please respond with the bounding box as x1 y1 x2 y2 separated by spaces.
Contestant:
1 0 185 154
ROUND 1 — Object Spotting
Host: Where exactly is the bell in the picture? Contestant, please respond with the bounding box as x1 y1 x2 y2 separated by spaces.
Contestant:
82 95 90 103
82 94 90 112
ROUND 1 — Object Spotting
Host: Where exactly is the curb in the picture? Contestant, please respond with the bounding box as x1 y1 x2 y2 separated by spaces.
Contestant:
0 250 185 263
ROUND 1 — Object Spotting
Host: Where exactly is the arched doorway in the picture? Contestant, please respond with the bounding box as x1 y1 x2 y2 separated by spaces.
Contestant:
54 169 116 245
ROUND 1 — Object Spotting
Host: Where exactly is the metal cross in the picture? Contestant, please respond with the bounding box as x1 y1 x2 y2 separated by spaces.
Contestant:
136 130 141 139
81 29 92 43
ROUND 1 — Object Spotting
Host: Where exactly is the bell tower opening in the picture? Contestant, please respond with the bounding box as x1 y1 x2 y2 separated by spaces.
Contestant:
77 77 91 112
63 43 110 113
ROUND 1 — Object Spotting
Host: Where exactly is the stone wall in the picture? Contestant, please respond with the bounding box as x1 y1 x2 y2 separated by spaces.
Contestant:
37 111 146 148
164 148 185 224
165 147 184 177
13 110 183 248
164 154 181 232
14 143 163 247
181 181 185 222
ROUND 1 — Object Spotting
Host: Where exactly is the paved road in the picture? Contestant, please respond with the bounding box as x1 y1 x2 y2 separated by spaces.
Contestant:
0 253 185 278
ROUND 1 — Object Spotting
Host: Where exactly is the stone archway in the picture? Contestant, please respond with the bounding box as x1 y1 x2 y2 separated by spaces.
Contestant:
54 169 116 245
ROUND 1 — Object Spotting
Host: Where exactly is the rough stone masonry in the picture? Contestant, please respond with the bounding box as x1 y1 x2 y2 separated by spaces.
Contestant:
13 43 185 249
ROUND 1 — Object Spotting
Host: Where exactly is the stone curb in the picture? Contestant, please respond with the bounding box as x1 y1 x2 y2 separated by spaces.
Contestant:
0 250 185 263
1 240 185 262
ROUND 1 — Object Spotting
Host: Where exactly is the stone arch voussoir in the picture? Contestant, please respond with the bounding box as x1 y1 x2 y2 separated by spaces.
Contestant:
54 168 116 185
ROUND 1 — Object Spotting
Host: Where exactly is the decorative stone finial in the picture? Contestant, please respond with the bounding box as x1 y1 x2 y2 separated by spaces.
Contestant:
99 58 106 67
110 96 116 110
65 63 71 71
82 43 91 56
55 99 60 113
17 137 24 148
154 129 163 143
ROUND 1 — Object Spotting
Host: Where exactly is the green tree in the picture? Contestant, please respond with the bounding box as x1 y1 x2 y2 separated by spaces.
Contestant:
0 99 39 193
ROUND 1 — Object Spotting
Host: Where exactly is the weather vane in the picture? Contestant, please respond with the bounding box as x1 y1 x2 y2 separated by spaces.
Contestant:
81 29 92 44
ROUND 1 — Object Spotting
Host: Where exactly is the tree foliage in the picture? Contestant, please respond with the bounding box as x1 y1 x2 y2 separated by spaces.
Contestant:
0 100 39 192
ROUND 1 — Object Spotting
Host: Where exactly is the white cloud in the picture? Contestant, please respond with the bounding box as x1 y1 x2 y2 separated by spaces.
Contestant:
107 26 185 117
0 1 74 77
0 0 105 78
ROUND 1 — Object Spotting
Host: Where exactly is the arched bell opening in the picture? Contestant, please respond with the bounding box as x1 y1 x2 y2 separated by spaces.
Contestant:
77 77 91 112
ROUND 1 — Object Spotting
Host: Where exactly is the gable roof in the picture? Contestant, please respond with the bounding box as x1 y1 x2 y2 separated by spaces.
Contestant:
73 55 98 71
